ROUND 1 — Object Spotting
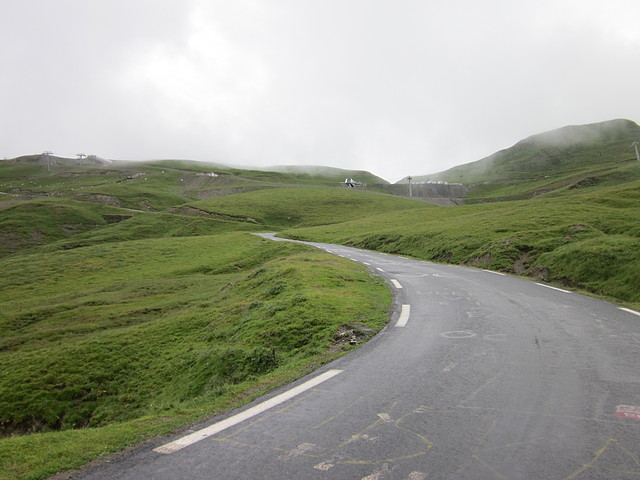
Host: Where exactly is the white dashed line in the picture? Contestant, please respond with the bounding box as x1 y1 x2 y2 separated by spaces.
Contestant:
376 268 385 272
153 369 343 454
390 279 403 289
395 304 411 327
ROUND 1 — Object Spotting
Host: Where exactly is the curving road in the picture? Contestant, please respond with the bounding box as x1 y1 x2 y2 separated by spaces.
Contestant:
75 234 640 480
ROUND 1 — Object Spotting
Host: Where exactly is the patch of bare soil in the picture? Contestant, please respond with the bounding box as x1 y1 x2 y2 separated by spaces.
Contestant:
82 194 122 207
330 324 374 352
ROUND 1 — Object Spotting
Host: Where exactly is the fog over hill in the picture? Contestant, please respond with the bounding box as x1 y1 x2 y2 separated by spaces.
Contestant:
400 119 640 185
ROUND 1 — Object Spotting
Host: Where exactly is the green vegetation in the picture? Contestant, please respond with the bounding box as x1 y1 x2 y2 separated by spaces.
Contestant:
188 187 424 229
0 159 402 479
283 176 640 306
423 118 640 201
1 119 639 478
0 233 390 479
277 119 640 307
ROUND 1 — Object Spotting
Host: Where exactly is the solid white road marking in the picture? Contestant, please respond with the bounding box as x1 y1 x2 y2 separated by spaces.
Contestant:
535 283 572 294
391 279 403 289
153 369 343 454
619 307 640 317
395 304 411 327
482 269 506 276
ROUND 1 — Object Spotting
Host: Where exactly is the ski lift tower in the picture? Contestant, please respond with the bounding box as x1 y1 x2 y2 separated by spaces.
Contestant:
407 176 412 197
43 151 53 171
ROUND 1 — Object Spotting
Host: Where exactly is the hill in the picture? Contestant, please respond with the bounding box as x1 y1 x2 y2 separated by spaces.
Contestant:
2 122 640 479
403 119 640 202
0 158 410 479
0 158 400 257
261 165 388 185
281 120 640 305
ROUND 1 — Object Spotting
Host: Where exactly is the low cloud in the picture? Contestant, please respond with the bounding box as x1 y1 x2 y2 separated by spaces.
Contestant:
2 0 639 182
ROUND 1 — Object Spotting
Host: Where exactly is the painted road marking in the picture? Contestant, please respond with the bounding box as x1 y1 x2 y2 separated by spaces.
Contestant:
615 405 640 420
153 369 343 454
376 268 385 272
535 283 572 294
391 279 403 289
482 269 506 276
363 262 371 266
395 304 411 327
619 307 640 317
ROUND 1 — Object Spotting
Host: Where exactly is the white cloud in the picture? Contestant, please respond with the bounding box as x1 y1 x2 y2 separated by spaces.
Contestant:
2 0 639 181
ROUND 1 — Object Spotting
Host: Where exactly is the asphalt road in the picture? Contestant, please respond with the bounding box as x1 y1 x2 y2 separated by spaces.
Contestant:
73 234 640 480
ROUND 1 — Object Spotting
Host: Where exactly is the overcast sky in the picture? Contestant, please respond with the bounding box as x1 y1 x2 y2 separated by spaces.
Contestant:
2 0 639 182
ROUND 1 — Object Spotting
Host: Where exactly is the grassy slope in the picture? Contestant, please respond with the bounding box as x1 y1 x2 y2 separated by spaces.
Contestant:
423 119 640 201
283 177 640 307
187 187 425 229
0 160 405 480
0 233 391 479
2 134 640 478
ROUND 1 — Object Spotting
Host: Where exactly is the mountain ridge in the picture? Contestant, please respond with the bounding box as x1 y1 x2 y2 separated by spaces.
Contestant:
399 118 640 201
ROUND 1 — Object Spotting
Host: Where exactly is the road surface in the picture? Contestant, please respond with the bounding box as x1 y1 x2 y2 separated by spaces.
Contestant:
73 234 640 479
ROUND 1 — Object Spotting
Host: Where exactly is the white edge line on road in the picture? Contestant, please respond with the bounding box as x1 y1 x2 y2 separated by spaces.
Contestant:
363 262 371 266
376 267 385 272
482 269 506 276
395 304 411 327
619 307 640 317
535 283 572 294
153 369 343 455
391 279 403 289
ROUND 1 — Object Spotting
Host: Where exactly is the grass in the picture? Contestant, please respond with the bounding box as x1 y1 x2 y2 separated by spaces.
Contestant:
282 178 640 308
188 187 424 229
2 132 639 478
0 233 391 479
426 119 640 201
0 199 113 257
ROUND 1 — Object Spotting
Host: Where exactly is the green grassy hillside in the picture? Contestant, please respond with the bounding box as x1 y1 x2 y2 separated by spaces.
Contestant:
186 187 424 229
263 165 388 185
0 158 405 480
419 119 640 201
283 177 640 306
2 125 639 479
0 233 391 479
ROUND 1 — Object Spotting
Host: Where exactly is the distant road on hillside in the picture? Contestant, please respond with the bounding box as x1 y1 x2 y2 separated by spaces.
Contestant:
76 234 640 479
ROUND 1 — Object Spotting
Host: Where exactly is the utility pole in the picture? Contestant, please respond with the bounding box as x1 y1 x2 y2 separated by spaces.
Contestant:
43 151 53 171
633 142 640 162
407 175 412 197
